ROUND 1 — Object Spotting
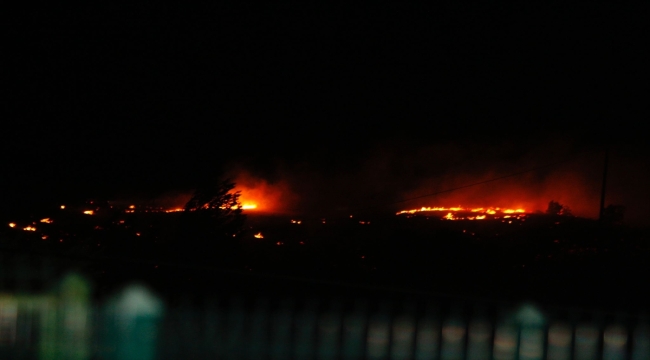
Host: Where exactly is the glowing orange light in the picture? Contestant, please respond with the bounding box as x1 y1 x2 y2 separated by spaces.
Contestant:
83 210 94 215
8 223 16 228
40 218 53 223
165 208 184 213
254 232 264 239
396 206 528 220
291 219 302 224
129 205 135 209
60 205 65 209
23 226 36 231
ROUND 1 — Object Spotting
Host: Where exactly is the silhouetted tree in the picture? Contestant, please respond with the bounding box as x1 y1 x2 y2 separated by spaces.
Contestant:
182 179 246 240
546 200 572 216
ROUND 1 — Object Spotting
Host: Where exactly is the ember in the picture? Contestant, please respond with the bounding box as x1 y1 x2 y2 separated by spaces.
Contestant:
397 206 528 220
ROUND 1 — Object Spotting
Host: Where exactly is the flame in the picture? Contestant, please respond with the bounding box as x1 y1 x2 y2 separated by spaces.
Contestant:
60 205 65 209
83 210 94 215
443 212 455 220
254 232 264 239
397 206 529 220
228 204 257 210
40 218 53 223
224 170 296 214
8 223 16 228
23 226 36 231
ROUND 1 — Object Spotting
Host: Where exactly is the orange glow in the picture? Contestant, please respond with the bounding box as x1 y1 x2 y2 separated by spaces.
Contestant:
291 219 302 224
8 223 16 228
225 170 297 214
40 218 53 223
397 206 529 220
129 205 135 209
254 232 264 239
164 208 185 213
60 205 65 209
23 226 36 231
503 209 525 214
83 210 94 215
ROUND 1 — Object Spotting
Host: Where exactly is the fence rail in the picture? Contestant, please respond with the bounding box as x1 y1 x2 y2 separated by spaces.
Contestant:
1 252 649 359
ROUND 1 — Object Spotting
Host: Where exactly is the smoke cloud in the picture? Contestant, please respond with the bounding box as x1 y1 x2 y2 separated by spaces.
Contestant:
220 135 649 225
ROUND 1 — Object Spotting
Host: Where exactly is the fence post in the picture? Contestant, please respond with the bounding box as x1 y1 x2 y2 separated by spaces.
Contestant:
317 298 342 360
440 311 466 360
38 272 91 360
547 322 572 360
414 302 440 360
293 298 318 359
248 297 270 359
516 303 545 360
390 300 416 360
493 308 518 360
366 300 391 360
632 317 650 360
270 297 294 359
342 298 368 360
100 284 164 360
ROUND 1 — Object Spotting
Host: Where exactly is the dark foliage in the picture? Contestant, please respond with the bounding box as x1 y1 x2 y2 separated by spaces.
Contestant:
546 200 572 216
182 179 246 239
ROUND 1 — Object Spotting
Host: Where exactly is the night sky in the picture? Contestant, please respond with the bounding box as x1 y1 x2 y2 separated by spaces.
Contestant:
4 3 649 222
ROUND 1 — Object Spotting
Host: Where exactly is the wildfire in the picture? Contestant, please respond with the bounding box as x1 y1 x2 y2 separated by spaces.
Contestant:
254 232 264 239
23 226 36 231
397 206 528 220
83 210 94 215
228 204 257 210
40 218 53 223
8 223 16 228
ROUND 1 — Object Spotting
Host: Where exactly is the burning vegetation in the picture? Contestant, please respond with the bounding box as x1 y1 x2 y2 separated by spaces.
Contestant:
397 206 527 220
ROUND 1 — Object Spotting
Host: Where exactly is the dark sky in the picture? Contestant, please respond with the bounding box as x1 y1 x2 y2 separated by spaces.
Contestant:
4 3 649 218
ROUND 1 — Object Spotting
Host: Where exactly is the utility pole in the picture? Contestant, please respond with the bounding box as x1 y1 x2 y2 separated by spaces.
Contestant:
598 147 609 221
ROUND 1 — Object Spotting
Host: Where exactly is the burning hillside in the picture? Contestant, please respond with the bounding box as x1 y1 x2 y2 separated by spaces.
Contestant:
396 206 528 220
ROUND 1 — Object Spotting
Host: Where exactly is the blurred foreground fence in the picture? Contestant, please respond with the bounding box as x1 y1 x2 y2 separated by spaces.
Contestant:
1 254 650 359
